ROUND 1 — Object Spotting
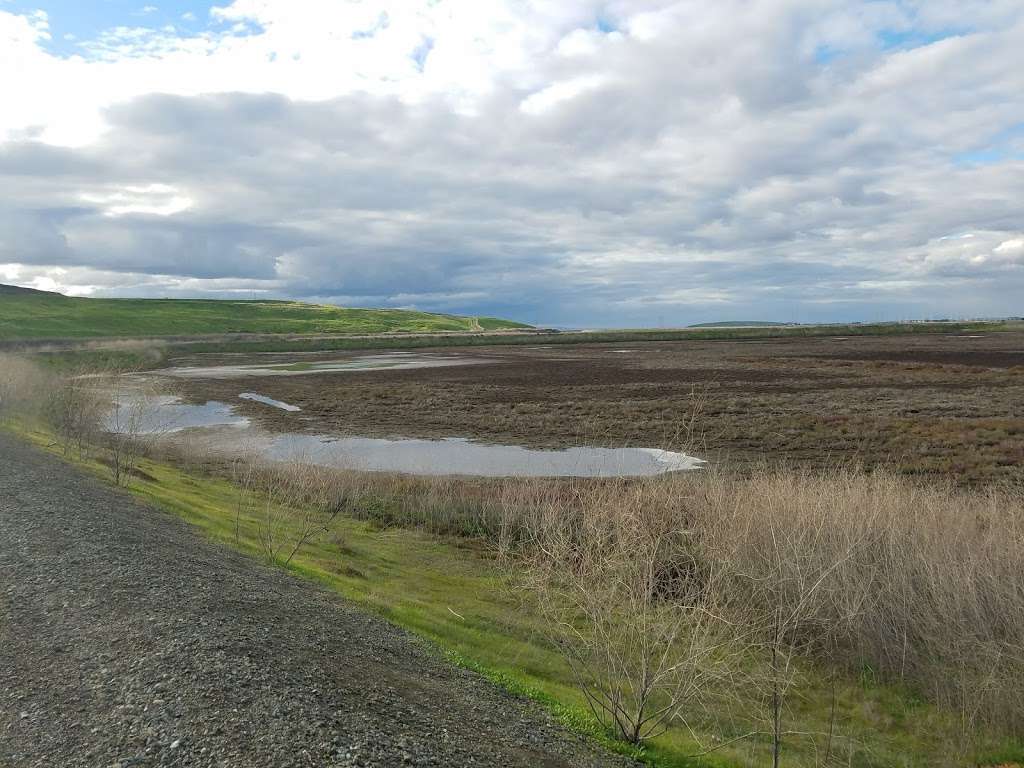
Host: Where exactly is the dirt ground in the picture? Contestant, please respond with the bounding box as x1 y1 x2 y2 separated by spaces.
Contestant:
170 331 1024 485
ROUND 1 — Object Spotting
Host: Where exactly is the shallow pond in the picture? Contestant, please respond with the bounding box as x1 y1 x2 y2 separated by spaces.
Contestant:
261 433 702 477
108 394 250 434
110 392 703 478
158 352 495 379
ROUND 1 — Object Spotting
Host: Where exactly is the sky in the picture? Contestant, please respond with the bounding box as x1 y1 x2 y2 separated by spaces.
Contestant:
0 1 1022 327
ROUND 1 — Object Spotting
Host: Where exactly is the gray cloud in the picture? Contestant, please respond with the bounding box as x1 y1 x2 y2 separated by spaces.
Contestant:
2 1 1023 325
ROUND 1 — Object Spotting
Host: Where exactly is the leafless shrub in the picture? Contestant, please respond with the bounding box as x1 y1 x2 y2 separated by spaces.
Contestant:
694 469 873 765
102 372 173 486
41 367 109 458
498 478 753 746
0 353 163 478
232 458 343 566
0 353 47 423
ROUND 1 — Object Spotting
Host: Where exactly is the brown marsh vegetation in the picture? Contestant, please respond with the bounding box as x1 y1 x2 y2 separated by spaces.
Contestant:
172 330 1024 486
173 440 1024 759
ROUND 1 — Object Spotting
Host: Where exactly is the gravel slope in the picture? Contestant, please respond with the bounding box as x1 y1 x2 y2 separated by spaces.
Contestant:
0 433 628 767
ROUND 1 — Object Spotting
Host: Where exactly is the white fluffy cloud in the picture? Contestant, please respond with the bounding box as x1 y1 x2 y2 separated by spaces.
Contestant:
1 0 1023 325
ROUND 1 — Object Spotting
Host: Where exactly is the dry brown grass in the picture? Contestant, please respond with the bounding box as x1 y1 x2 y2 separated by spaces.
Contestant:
216 457 1024 751
2 354 172 485
0 352 48 422
693 468 1024 735
490 468 1024 752
0 353 108 456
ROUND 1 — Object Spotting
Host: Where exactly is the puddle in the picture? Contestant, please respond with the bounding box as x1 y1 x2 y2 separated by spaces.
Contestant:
108 394 703 478
239 392 301 412
262 434 703 477
107 395 249 434
158 353 494 379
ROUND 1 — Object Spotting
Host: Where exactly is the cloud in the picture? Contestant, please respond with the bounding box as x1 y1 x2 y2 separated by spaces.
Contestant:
0 1 1022 325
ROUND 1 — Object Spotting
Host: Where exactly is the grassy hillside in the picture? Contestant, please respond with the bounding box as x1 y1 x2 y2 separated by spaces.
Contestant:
0 287 529 340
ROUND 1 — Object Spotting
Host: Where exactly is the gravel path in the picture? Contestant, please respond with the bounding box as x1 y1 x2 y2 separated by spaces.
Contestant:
0 434 628 767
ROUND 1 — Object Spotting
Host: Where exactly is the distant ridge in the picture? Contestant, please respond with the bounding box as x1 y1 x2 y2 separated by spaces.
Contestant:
689 320 792 328
0 286 530 341
0 283 63 297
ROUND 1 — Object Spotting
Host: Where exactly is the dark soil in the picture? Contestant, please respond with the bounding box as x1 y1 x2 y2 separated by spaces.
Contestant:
0 433 630 768
171 332 1024 486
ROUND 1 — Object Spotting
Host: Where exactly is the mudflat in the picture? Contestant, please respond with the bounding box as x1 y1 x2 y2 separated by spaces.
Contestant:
170 331 1024 485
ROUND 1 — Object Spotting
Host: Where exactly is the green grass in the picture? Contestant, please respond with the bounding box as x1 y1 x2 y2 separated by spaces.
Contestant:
167 319 1024 356
1 287 1017 349
4 420 1022 767
0 290 529 340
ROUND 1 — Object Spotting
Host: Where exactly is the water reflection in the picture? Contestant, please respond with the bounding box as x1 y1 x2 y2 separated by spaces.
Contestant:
110 393 704 478
263 433 703 477
158 353 495 379
239 392 301 411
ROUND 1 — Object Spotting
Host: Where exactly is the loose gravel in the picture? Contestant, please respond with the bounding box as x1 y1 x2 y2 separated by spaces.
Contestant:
0 433 630 767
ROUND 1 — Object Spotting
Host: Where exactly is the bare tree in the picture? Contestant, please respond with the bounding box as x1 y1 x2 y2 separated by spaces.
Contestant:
233 459 344 567
103 371 171 486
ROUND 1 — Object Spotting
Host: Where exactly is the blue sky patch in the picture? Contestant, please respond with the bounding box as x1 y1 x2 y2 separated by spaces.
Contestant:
812 25 965 66
878 27 966 51
411 36 434 71
954 122 1024 166
9 1 217 56
813 44 840 64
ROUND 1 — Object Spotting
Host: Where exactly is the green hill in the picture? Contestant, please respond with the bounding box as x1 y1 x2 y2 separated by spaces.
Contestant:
0 283 57 297
0 287 530 340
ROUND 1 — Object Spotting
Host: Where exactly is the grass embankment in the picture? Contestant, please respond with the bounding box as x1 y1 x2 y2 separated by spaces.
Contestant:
172 318 1024 355
4 420 1021 768
0 289 528 341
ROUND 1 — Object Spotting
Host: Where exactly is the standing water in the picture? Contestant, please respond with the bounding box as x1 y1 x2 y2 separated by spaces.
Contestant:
109 392 704 478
